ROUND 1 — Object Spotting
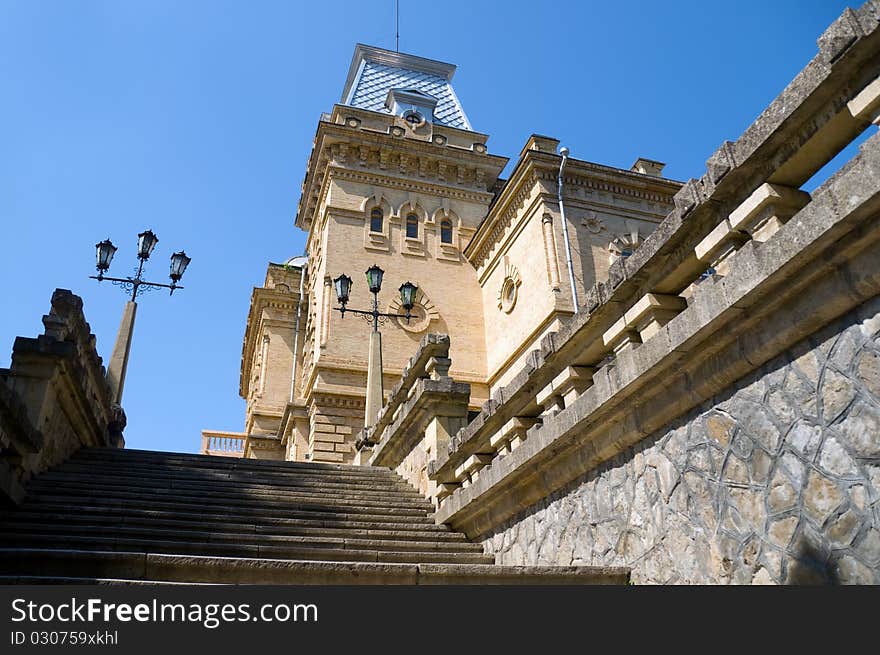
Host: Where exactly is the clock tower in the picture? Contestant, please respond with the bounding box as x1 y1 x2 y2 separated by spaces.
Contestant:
287 45 508 463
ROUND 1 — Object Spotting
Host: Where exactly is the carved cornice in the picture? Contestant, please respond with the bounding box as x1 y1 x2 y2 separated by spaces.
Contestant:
295 120 507 232
467 169 544 272
466 150 682 270
310 393 367 411
329 166 495 204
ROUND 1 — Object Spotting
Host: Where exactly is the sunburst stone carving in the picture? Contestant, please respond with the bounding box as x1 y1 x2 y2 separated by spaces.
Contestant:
388 288 440 333
497 263 522 313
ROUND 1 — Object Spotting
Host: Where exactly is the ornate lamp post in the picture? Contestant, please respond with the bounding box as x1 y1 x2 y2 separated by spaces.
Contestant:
332 265 418 429
91 230 191 404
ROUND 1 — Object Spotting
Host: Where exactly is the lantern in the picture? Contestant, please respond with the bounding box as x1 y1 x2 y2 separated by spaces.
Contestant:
95 239 117 273
137 229 159 260
169 251 191 283
398 281 418 312
333 274 352 306
365 265 384 294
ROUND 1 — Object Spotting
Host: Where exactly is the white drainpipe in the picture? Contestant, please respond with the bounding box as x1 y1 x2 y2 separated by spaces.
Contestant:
290 259 307 403
557 146 580 313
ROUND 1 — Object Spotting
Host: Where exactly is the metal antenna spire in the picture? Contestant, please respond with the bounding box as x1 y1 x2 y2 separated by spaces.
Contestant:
395 0 399 52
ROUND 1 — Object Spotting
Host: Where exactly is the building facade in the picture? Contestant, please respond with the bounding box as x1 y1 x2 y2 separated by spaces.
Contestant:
206 44 682 463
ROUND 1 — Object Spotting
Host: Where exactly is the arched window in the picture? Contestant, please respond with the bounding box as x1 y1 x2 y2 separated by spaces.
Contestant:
370 207 383 233
440 219 453 244
406 214 419 239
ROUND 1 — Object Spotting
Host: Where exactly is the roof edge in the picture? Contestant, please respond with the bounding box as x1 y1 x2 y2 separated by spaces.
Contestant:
340 43 458 104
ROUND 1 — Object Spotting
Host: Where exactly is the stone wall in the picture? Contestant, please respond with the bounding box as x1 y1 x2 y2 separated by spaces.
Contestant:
0 289 122 504
483 295 880 584
396 439 431 499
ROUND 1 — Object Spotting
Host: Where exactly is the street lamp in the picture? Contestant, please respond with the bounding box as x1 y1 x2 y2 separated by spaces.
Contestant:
332 265 418 429
90 230 191 405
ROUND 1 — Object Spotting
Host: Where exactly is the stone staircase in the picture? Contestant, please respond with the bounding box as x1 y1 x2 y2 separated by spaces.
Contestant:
0 448 627 584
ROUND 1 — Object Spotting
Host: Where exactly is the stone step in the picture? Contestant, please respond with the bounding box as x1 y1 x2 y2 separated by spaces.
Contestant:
38 466 428 498
0 576 208 585
0 522 484 553
56 459 413 488
0 535 496 565
48 463 421 494
5 502 446 538
70 448 391 477
18 497 438 526
28 477 433 510
0 549 631 585
25 490 432 518
1 510 465 541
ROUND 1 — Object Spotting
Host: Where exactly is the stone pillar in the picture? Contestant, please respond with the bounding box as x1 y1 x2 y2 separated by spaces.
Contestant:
541 213 561 291
364 330 384 429
625 293 688 342
728 183 810 243
847 75 880 125
694 220 750 277
106 301 137 405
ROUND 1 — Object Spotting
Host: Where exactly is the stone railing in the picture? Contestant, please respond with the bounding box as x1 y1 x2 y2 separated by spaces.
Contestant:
200 430 246 457
426 3 880 537
355 334 471 500
0 289 123 505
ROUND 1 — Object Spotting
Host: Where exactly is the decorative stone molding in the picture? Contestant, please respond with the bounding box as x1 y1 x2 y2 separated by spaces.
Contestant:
581 210 605 234
362 194 393 252
433 207 462 261
535 366 595 416
388 288 440 333
295 119 508 232
399 200 428 258
540 213 562 291
497 263 521 313
608 227 641 264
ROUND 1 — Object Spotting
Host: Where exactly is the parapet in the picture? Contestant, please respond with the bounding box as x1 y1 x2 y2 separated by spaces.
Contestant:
0 289 122 504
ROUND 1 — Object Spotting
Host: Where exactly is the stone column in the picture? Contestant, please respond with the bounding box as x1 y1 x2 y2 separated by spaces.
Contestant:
106 301 137 405
364 330 384 429
541 213 561 291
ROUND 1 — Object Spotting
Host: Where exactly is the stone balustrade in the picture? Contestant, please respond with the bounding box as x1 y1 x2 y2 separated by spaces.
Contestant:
355 333 454 453
420 3 880 539
352 334 470 502
200 430 246 457
0 289 123 505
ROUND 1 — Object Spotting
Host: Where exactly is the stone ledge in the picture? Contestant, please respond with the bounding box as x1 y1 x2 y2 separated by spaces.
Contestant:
435 133 880 537
0 549 630 585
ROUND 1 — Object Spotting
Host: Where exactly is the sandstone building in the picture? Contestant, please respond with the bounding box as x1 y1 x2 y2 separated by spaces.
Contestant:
207 44 682 464
196 3 880 584
0 3 876 585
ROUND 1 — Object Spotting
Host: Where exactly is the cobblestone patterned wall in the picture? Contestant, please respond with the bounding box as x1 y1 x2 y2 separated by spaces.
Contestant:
483 295 880 584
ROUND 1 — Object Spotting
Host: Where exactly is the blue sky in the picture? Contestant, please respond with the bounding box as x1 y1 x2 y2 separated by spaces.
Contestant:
0 1 855 454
